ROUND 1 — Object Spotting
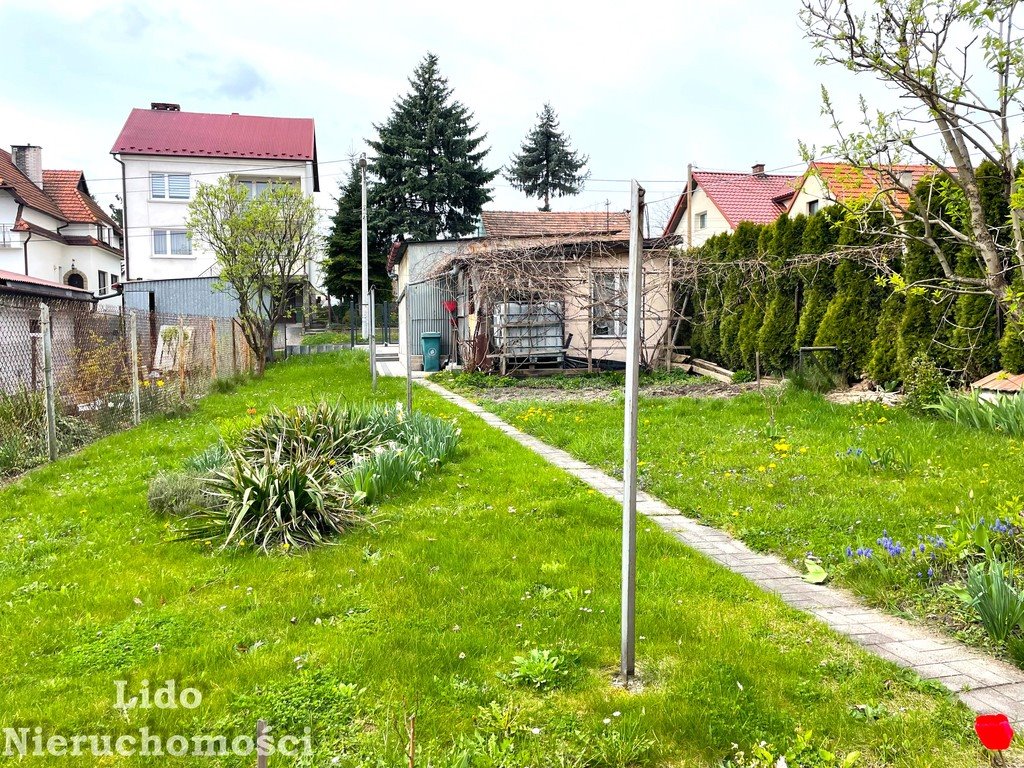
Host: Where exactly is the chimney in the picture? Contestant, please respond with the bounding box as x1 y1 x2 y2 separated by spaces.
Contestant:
751 163 766 176
151 102 181 111
11 145 42 187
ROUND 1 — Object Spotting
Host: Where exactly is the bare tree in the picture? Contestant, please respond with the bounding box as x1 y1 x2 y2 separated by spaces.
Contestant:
800 0 1024 320
187 179 320 375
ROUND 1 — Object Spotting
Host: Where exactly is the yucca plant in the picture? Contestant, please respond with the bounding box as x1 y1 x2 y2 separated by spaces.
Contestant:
182 440 361 552
240 401 374 465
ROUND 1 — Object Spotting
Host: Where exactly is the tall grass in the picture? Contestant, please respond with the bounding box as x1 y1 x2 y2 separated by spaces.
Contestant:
928 389 1024 438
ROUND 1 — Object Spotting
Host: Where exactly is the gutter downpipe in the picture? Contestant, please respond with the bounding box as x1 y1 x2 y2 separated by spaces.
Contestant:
113 154 129 280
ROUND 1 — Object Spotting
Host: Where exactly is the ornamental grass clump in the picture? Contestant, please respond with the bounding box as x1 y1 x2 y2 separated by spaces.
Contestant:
167 400 459 552
928 389 1024 438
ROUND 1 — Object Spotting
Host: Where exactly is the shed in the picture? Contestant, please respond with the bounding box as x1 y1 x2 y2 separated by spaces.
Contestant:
120 276 243 318
972 370 1024 401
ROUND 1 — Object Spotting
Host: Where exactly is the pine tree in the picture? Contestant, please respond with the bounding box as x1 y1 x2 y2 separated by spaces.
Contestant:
324 162 392 303
505 104 589 211
369 53 497 241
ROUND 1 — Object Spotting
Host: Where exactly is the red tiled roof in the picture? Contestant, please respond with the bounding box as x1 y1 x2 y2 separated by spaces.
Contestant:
663 170 798 235
789 161 943 213
42 170 119 229
0 149 66 220
481 210 631 238
691 171 798 229
111 107 317 160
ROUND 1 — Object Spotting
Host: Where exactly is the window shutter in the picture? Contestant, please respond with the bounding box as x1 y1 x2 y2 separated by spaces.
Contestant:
168 174 190 200
153 230 167 254
150 173 166 199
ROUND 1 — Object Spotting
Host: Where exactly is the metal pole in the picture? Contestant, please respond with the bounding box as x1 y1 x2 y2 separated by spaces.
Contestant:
350 295 356 348
370 286 378 391
685 163 693 248
129 311 141 425
40 302 57 462
256 719 268 768
405 286 413 413
621 180 645 680
360 153 370 340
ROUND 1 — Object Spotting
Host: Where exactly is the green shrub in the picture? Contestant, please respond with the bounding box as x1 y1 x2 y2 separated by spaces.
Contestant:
183 442 230 473
731 369 754 384
736 290 765 370
902 355 948 412
758 285 798 373
1001 314 1024 374
867 294 904 387
814 261 882 380
148 472 208 517
241 401 374 465
724 729 860 768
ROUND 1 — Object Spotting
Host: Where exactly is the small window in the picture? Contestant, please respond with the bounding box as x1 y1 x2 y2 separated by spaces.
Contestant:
152 229 192 256
807 199 820 215
592 271 627 338
696 211 708 229
237 177 298 199
150 172 190 200
98 271 108 296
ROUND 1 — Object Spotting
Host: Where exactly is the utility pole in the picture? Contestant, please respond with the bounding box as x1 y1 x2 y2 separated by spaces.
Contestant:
685 163 693 249
621 180 645 681
360 152 370 340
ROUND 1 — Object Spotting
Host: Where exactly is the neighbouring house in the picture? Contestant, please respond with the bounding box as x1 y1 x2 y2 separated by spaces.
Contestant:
393 210 679 372
111 103 321 298
0 145 123 299
785 161 938 217
0 268 98 395
663 164 799 245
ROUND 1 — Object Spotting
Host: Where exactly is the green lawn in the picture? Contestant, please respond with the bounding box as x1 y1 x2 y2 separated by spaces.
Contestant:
468 380 1023 647
0 354 990 766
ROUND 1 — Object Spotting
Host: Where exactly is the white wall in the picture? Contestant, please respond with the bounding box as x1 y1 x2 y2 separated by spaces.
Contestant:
671 185 732 246
787 174 830 218
119 154 318 285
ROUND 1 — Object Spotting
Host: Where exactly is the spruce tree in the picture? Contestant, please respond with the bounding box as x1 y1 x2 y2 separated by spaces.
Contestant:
505 104 589 211
324 162 392 303
369 53 497 241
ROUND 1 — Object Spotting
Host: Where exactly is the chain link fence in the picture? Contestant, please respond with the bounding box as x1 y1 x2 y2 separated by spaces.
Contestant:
0 297 250 477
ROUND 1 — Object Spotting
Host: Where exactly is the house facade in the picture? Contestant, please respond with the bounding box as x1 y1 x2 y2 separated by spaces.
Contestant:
111 103 321 287
0 145 123 300
393 211 677 371
786 161 937 216
664 164 798 244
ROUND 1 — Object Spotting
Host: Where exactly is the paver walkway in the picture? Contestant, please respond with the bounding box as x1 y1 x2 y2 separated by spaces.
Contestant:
419 379 1024 722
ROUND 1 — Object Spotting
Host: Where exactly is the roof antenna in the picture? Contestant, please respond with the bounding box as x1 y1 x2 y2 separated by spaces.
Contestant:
605 199 610 231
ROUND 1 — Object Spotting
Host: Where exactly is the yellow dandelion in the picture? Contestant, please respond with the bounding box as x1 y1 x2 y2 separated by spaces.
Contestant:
156 380 165 388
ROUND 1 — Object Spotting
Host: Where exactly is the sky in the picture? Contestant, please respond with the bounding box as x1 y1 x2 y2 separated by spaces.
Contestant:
0 0 893 232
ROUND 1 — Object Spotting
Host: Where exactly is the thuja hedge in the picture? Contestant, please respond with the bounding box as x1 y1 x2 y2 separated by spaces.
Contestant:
681 166 1024 384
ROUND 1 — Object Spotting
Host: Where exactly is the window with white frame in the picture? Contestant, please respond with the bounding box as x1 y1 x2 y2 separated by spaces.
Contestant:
592 270 627 338
150 172 191 200
696 211 708 229
152 229 192 256
236 177 299 199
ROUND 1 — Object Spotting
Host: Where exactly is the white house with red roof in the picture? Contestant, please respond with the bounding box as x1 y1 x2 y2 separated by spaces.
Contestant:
111 103 320 285
0 145 123 298
663 164 799 245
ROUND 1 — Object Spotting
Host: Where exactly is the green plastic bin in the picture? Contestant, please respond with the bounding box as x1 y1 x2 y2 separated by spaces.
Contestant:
421 332 442 372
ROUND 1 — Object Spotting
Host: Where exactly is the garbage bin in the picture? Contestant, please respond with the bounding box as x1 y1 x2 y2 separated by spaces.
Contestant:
420 332 442 372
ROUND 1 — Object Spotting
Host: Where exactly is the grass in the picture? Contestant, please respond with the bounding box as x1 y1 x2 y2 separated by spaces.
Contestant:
432 368 702 392
0 353 989 766
301 329 397 345
469 382 1024 644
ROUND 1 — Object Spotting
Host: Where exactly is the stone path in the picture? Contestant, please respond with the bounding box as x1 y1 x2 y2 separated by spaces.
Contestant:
419 379 1024 722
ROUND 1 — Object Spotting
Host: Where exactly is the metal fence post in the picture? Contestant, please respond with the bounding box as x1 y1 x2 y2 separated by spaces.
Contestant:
177 315 187 403
129 311 141 425
349 295 356 348
209 319 218 381
405 286 413 413
370 287 378 391
256 719 268 768
39 303 58 462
